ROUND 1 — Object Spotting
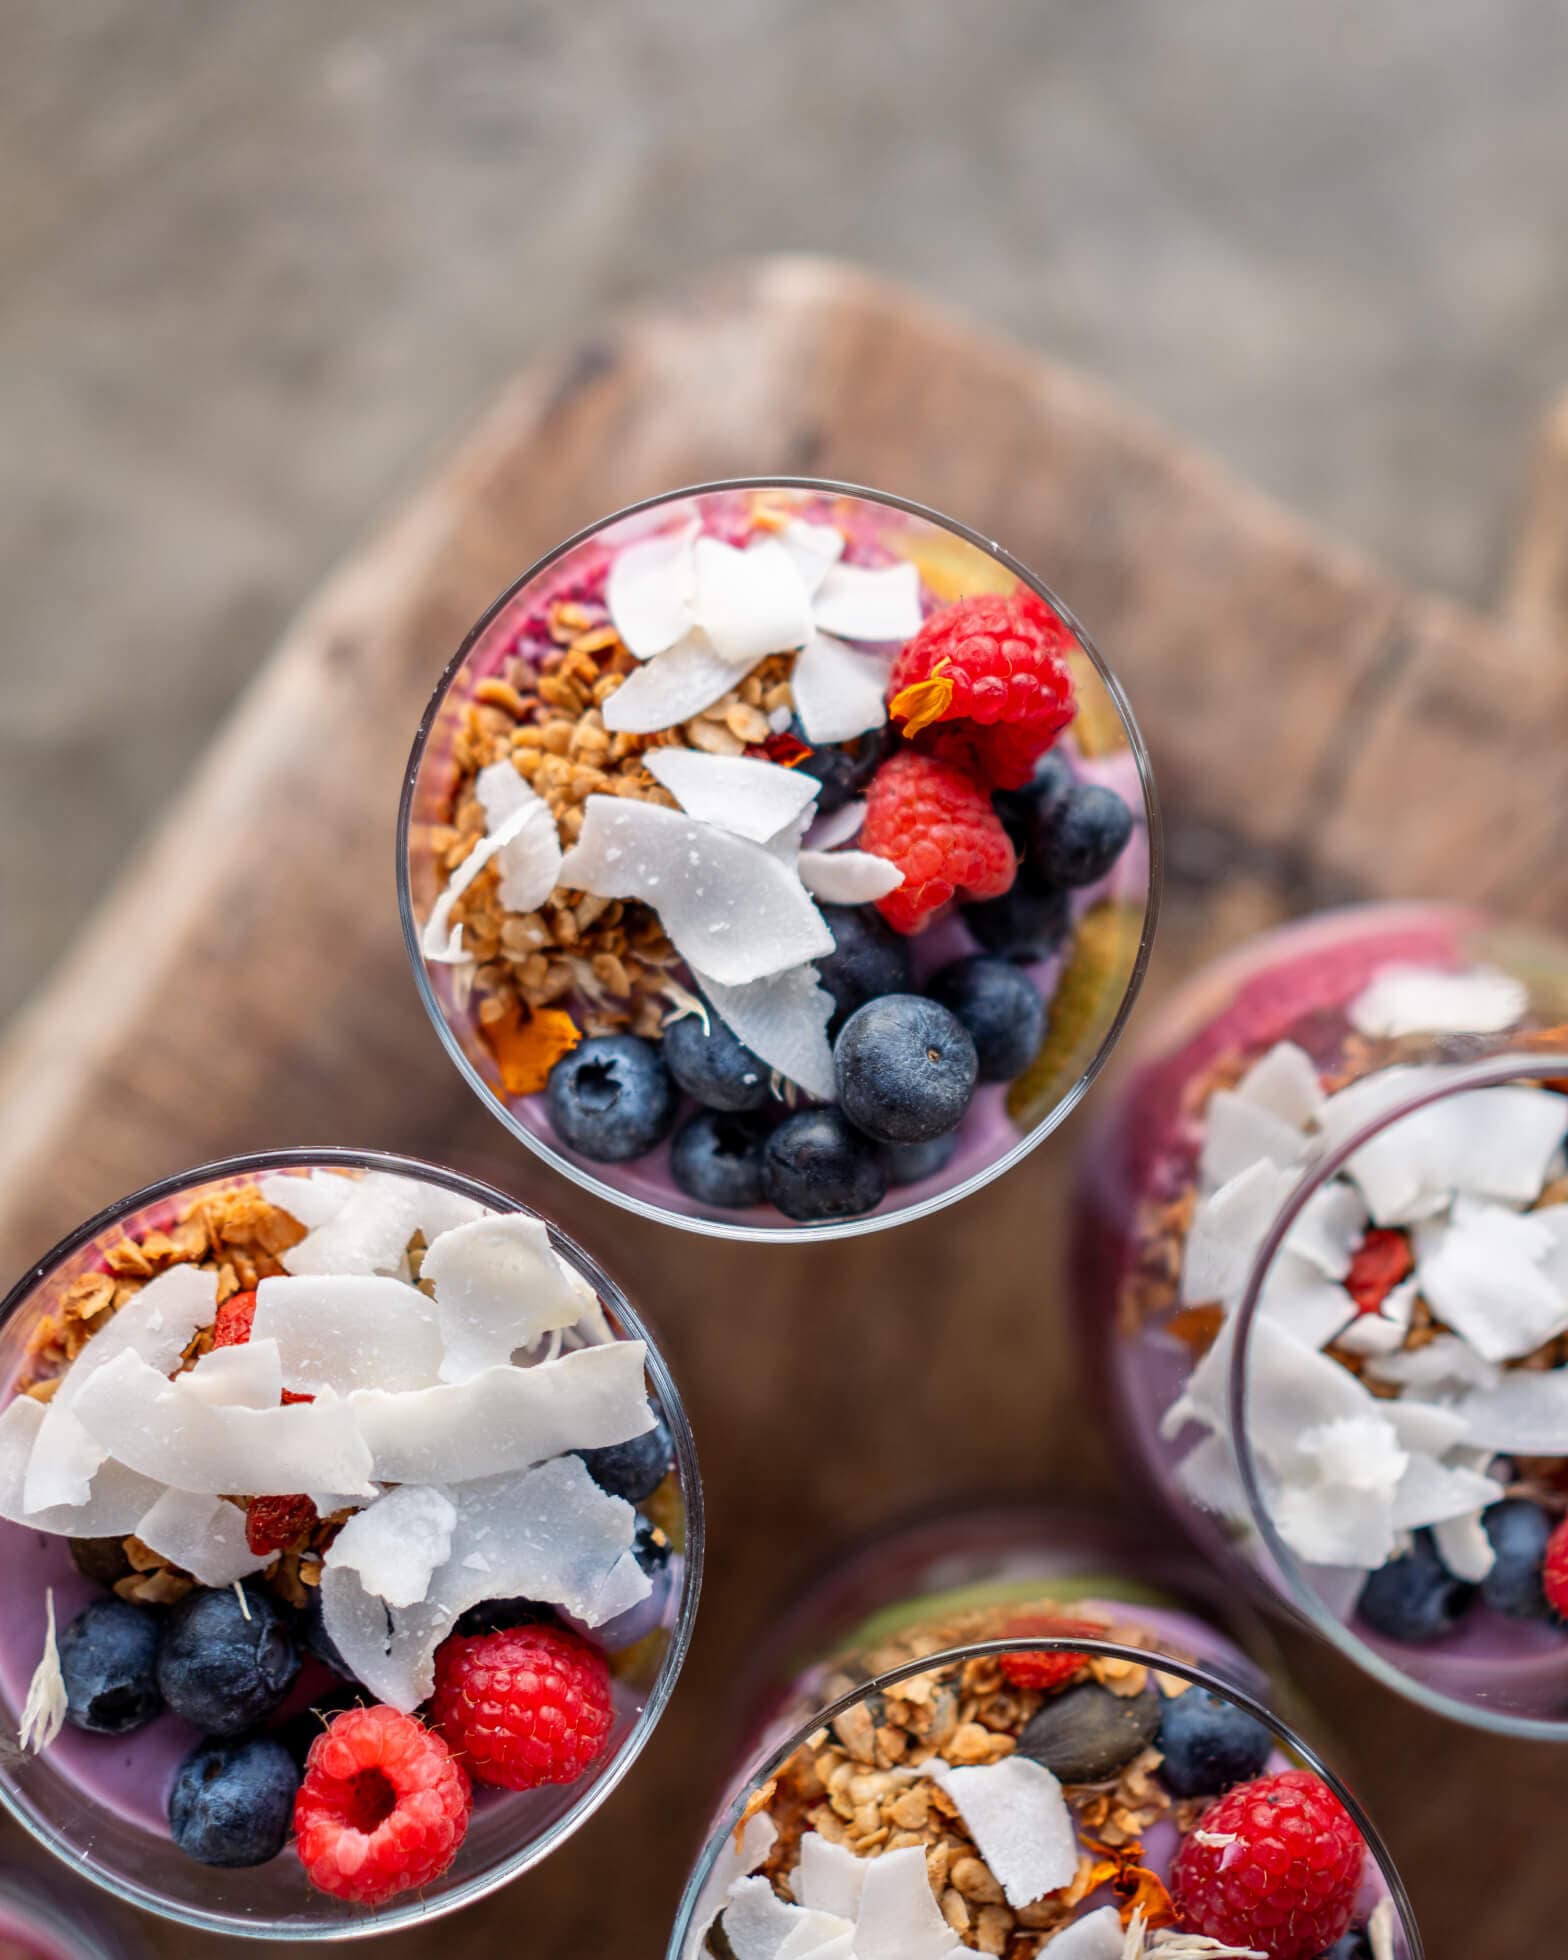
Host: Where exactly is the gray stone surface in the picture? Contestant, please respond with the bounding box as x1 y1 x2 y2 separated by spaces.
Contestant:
4 0 1568 1026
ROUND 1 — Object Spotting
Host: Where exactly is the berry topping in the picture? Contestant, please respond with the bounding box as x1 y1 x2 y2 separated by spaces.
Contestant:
876 1130 958 1188
1155 1685 1274 1797
761 1108 887 1222
1169 1769 1364 1960
1356 1529 1475 1643
1481 1499 1554 1620
669 1109 772 1210
834 995 978 1145
1544 1514 1568 1620
170 1735 300 1869
662 1009 770 1112
58 1599 162 1737
156 1583 300 1737
1015 1678 1161 1783
816 904 915 1030
429 1624 613 1792
859 750 1016 935
210 1288 258 1349
577 1411 675 1505
788 721 892 815
927 956 1046 1081
245 1493 318 1558
1344 1229 1414 1317
1028 780 1134 888
546 1034 676 1162
996 1614 1104 1692
962 863 1071 962
887 591 1076 790
294 1704 471 1904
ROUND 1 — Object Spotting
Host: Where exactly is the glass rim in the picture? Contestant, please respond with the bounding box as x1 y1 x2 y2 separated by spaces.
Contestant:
0 1146 705 1941
667 1632 1423 1958
1229 1049 1568 1742
395 474 1164 1244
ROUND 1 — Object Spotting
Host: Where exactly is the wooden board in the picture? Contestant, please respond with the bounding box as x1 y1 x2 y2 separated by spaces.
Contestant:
2 259 1565 1960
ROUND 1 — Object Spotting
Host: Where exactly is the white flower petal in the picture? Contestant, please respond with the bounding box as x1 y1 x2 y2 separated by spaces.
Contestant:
797 849 904 906
692 536 814 665
606 519 699 658
644 749 819 845
811 561 923 643
791 631 893 744
601 631 747 733
1347 963 1528 1039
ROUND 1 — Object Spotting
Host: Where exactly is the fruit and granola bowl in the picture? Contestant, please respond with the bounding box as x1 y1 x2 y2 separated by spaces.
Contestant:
399 480 1157 1238
0 1152 700 1937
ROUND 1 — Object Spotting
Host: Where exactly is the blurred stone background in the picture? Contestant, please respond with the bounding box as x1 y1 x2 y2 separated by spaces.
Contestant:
4 0 1568 1027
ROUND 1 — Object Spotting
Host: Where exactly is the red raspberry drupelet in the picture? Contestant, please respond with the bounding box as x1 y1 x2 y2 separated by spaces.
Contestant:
860 750 1016 935
1544 1515 1568 1620
430 1624 614 1792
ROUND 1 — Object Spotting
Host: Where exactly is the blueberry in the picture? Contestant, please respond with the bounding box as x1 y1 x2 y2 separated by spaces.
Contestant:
1029 782 1134 888
1481 1499 1554 1620
156 1584 299 1737
273 1684 366 1767
169 1735 299 1868
1356 1530 1475 1644
297 1587 354 1681
1155 1686 1272 1797
816 906 914 1031
792 723 893 816
878 1131 958 1188
927 956 1046 1081
834 995 978 1144
454 1597 560 1638
962 866 1072 962
662 1011 769 1112
1016 1680 1160 1783
546 1035 676 1162
762 1108 887 1222
579 1411 675 1503
58 1599 163 1736
994 751 1073 843
633 1512 673 1575
670 1109 770 1209
1318 1934 1373 1960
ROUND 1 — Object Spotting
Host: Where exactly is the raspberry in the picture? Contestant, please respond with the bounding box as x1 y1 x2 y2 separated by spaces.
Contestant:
887 591 1075 790
997 1614 1104 1692
860 750 1016 935
1344 1229 1413 1316
210 1289 257 1348
1544 1516 1568 1620
294 1704 471 1905
245 1493 317 1557
1170 1769 1364 1960
430 1624 613 1792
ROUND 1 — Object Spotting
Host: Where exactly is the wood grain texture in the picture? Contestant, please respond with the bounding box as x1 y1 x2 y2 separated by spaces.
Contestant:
0 259 1562 1960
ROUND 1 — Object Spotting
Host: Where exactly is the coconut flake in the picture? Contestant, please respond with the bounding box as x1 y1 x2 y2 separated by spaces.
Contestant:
843 1845 963 1959
0 1397 162 1536
699 966 837 1102
1273 1481 1397 1570
347 1339 652 1485
791 631 894 745
422 1213 596 1382
181 1339 285 1408
1366 1334 1501 1393
920 1756 1077 1907
691 536 814 665
1415 1202 1568 1362
1042 1907 1124 1960
408 1184 490 1243
1348 963 1528 1039
778 520 846 595
327 1484 457 1607
601 632 746 733
606 520 699 658
1286 1183 1369 1281
718 1877 847 1960
811 561 922 643
474 761 563 913
20 1590 65 1755
644 750 819 845
1236 1040 1324 1129
420 803 535 963
280 1172 421 1279
797 849 904 906
1433 1508 1497 1583
134 1489 268 1587
687 1812 781 1957
1198 1091 1308 1193
1332 1276 1417 1357
1454 1367 1568 1452
1180 1163 1299 1308
805 800 867 853
560 797 833 987
1254 1256 1355 1350
1390 1453 1500 1532
252 1274 443 1395
1384 1399 1471 1457
258 1169 356 1230
1174 1430 1250 1519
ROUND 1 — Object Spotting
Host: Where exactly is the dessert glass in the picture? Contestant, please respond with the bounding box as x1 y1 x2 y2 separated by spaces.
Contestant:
398 478 1159 1242
0 1149 702 1940
1077 901 1568 1737
668 1503 1420 1958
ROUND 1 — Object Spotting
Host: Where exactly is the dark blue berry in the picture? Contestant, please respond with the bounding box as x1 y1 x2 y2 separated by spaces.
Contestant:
1317 1934 1373 1960
762 1108 887 1221
994 751 1073 845
792 722 893 816
927 956 1046 1081
878 1131 958 1188
156 1584 299 1737
1357 1531 1475 1644
546 1035 675 1162
962 865 1072 962
169 1735 299 1867
273 1684 366 1766
297 1587 353 1681
1029 782 1133 888
670 1109 770 1209
1481 1499 1554 1620
816 905 914 1031
454 1597 560 1638
1155 1686 1272 1797
662 1010 769 1112
633 1512 673 1575
834 995 977 1144
58 1598 163 1736
578 1411 675 1503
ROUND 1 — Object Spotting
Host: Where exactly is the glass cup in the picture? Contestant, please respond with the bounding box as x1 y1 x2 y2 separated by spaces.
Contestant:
398 478 1158 1241
668 1502 1419 1959
0 1149 702 1940
0 1863 143 1960
1076 900 1568 1737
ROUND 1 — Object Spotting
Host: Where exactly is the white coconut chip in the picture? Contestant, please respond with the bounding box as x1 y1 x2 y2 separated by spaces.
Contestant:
1415 1202 1568 1362
1254 1256 1356 1350
1347 962 1528 1039
70 1349 375 1498
281 1172 422 1279
805 800 867 853
1174 1429 1250 1520
1282 1182 1368 1281
811 560 923 643
23 1262 218 1513
919 1755 1078 1908
1332 1276 1417 1357
606 520 700 658
20 1589 65 1755
474 760 563 913
1235 1040 1325 1128
778 520 846 595
797 849 904 906
561 796 833 987
180 1338 285 1408
1432 1508 1497 1583
718 1877 848 1960
690 535 815 666
347 1339 652 1485
1453 1366 1568 1452
1273 1481 1398 1570
326 1484 458 1607
422 1213 596 1382
1198 1091 1309 1194
1179 1163 1299 1308
134 1489 269 1587
601 632 749 733
1383 1398 1471 1458
1043 1907 1125 1960
420 802 535 963
252 1273 443 1395
258 1169 357 1230
686 1811 781 1958
1390 1453 1500 1532
1366 1334 1501 1393
790 1835 961 1959
407 1183 490 1243
698 966 837 1103
644 749 820 845
0 1396 163 1536
791 630 895 745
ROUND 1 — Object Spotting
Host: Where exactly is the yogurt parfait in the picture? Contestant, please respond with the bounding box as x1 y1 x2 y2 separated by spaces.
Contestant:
670 1505 1417 1960
399 480 1156 1239
1076 902 1568 1734
0 1151 699 1937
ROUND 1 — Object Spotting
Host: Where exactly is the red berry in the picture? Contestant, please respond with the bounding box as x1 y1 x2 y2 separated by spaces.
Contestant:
998 1614 1104 1692
211 1289 257 1348
860 750 1016 935
429 1624 613 1792
245 1493 317 1557
294 1704 471 1905
1170 1769 1365 1960
887 591 1076 790
1344 1229 1413 1316
1544 1517 1568 1619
